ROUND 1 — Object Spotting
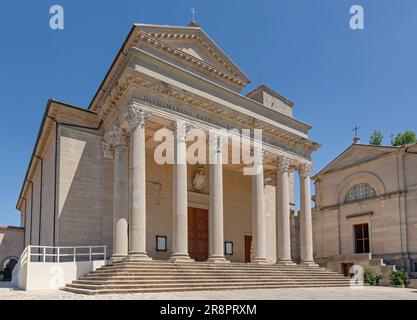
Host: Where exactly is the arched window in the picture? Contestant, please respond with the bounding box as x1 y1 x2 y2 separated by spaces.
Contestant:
345 183 376 203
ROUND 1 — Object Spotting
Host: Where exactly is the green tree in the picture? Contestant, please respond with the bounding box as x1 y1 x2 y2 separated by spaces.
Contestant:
369 130 383 145
391 131 416 146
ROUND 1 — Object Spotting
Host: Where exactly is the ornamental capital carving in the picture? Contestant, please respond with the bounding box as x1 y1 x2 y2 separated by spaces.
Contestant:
171 121 192 142
109 126 128 147
102 142 114 160
276 155 291 174
208 132 226 153
126 106 152 130
298 163 313 178
252 145 265 165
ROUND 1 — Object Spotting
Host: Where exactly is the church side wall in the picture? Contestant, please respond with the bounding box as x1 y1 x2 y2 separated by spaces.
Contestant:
57 126 104 247
404 152 417 262
30 166 41 246
24 187 32 247
39 131 56 246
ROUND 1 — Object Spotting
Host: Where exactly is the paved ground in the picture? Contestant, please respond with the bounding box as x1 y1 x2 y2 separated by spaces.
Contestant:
1 283 417 300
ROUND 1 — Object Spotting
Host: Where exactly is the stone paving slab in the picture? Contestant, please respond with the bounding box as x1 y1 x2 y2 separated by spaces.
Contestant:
1 282 417 300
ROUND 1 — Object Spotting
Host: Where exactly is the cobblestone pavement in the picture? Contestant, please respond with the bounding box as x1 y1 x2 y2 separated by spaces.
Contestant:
1 283 417 300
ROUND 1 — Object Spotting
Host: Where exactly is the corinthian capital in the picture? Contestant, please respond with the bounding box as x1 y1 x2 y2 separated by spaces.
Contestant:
126 106 152 130
276 155 291 174
109 126 128 147
102 142 114 159
298 163 313 178
171 120 192 142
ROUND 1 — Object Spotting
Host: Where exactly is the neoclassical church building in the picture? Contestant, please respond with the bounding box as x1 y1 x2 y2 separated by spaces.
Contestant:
15 22 322 271
313 139 417 278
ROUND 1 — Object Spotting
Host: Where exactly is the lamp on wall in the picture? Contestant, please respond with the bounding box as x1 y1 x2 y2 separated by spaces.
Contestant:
156 235 167 252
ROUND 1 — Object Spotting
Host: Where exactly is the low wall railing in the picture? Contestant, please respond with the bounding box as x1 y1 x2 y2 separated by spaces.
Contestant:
27 246 107 263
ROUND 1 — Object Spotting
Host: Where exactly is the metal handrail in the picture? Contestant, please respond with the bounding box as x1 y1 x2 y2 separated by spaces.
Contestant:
27 245 107 263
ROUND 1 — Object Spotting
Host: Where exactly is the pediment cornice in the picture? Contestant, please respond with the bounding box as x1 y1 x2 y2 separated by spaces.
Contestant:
135 31 248 89
90 25 250 113
136 24 249 81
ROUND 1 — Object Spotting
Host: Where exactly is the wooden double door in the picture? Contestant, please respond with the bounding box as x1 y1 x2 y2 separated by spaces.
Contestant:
187 208 254 263
188 207 209 261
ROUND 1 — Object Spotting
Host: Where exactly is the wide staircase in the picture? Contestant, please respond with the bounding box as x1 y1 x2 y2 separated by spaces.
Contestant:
63 260 350 295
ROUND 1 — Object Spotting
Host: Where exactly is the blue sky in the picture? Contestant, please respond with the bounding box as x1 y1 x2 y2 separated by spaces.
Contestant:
1 0 416 226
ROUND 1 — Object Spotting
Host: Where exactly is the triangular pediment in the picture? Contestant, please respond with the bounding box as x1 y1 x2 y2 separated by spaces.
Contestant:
135 24 250 85
315 144 399 177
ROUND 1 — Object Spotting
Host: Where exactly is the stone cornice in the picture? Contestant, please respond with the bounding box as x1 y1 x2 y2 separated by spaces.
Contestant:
136 31 248 88
345 211 374 219
313 144 400 181
318 190 406 212
90 25 249 112
136 24 249 81
97 69 318 160
0 225 24 232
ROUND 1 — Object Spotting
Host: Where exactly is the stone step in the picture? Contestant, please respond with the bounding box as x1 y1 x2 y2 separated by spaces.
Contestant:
73 278 349 285
89 270 340 277
67 281 349 290
64 282 350 295
102 264 326 271
369 259 385 267
64 261 349 295
81 274 346 281
94 266 334 273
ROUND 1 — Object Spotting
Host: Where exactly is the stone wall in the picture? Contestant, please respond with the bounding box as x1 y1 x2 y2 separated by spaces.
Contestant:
57 126 104 247
0 226 24 280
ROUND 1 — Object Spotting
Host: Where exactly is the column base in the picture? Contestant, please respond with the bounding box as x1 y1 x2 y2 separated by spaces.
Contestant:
110 254 127 262
299 260 318 267
169 253 194 263
126 252 152 261
276 258 296 266
207 256 230 263
252 258 271 265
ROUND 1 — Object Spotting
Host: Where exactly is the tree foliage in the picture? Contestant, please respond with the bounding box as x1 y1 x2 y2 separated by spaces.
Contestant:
369 130 383 146
391 131 416 146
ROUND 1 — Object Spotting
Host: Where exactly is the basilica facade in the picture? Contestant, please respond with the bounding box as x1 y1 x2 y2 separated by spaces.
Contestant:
16 23 319 266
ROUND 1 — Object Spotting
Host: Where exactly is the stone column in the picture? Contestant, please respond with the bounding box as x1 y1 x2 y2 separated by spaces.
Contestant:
208 134 228 263
126 107 152 260
170 121 192 262
110 126 129 260
276 156 295 265
252 147 268 264
299 163 316 266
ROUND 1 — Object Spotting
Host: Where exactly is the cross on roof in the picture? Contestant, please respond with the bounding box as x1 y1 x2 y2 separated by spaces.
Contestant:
352 125 360 138
191 8 197 22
